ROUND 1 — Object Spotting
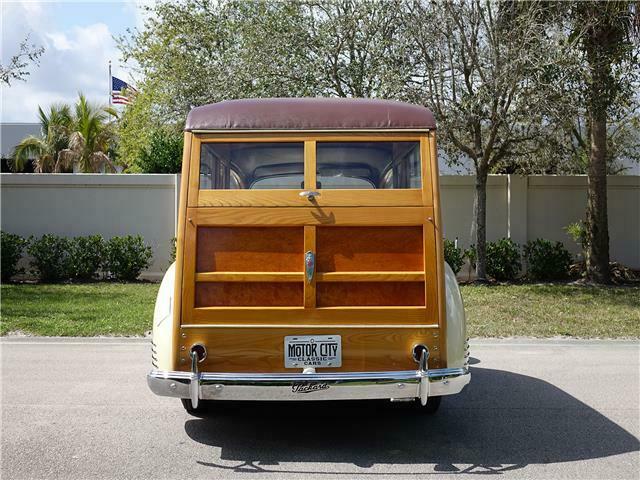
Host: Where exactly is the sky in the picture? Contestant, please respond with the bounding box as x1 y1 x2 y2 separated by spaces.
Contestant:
1 0 148 123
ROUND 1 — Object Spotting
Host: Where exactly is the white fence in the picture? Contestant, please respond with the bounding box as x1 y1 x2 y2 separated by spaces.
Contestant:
1 173 638 279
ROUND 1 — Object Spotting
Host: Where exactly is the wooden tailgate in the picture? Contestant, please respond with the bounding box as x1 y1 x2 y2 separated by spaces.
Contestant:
172 133 446 372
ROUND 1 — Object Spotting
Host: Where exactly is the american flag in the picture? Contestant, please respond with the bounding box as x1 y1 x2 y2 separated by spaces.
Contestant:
111 76 137 105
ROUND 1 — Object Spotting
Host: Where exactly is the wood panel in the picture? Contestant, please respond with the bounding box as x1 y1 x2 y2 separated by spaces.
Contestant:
171 132 193 370
192 206 432 226
190 306 432 325
197 189 423 207
196 227 303 272
195 282 303 307
197 133 426 142
316 271 424 282
316 226 423 272
304 226 316 308
176 326 442 373
428 132 448 366
317 282 425 307
196 272 303 282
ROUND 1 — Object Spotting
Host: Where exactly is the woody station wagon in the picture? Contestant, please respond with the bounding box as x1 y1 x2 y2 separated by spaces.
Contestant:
147 98 470 414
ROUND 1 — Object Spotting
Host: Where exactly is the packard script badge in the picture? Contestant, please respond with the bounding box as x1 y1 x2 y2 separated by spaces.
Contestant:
305 251 315 283
292 382 330 394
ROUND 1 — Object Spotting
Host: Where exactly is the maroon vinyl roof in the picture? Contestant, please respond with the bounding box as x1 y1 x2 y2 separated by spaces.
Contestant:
184 98 435 131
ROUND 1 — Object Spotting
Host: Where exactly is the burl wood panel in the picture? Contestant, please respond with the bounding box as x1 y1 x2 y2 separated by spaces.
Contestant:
316 226 423 272
177 327 442 373
196 227 303 272
317 282 425 307
195 282 303 307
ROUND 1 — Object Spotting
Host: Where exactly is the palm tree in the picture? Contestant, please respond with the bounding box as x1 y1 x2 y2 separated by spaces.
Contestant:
12 104 73 172
59 94 118 173
12 94 117 173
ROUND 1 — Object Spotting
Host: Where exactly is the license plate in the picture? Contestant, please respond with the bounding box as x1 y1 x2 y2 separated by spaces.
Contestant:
284 335 342 368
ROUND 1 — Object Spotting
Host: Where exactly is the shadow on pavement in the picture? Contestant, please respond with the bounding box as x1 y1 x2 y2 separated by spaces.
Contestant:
184 366 639 475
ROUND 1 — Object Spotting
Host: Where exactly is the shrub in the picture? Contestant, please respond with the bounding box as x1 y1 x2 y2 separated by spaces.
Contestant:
524 239 573 281
105 235 153 281
1 231 28 281
565 221 587 251
169 237 177 263
485 238 522 281
444 239 465 274
27 234 70 282
67 235 105 280
136 129 183 173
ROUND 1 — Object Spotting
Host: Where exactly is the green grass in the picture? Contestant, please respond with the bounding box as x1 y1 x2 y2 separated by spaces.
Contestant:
461 284 640 338
1 282 638 338
0 283 159 336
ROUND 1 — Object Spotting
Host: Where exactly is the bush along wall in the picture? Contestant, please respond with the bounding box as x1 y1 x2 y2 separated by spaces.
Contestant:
1 233 153 283
1 231 28 282
444 239 465 274
104 235 153 281
524 239 573 281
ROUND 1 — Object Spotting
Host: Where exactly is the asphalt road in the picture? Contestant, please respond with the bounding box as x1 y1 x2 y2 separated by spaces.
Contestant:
2 337 639 480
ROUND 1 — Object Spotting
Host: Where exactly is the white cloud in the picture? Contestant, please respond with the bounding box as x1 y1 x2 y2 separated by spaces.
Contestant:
1 1 140 123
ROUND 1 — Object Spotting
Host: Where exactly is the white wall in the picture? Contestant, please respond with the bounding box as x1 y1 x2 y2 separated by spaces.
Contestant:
0 174 178 280
1 173 638 280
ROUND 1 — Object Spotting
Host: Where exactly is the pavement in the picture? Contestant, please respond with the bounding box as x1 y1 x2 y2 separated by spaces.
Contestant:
1 337 639 480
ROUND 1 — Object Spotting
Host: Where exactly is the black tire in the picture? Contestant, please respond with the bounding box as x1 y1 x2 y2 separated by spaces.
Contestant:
181 398 212 417
418 395 442 414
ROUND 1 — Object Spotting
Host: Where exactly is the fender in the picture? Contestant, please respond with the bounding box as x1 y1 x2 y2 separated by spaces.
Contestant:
151 263 176 371
444 262 468 369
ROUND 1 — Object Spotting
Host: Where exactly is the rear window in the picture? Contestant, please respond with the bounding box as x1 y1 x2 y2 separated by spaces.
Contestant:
199 141 420 190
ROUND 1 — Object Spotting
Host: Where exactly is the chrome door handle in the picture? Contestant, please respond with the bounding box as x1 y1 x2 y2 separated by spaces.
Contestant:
299 191 320 200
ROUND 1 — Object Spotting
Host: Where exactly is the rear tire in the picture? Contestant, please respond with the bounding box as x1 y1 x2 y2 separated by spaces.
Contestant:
181 398 211 417
418 395 442 414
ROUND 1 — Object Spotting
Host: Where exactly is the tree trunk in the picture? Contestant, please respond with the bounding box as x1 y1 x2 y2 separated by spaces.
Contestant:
474 166 489 281
584 17 611 285
585 109 610 283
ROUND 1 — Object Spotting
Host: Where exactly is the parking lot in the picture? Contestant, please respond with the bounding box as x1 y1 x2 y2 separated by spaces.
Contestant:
2 337 639 479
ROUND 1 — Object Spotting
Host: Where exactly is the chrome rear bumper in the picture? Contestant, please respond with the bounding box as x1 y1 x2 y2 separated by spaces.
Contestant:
147 367 470 404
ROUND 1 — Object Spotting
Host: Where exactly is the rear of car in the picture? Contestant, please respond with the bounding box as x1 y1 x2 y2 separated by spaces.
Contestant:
147 98 470 413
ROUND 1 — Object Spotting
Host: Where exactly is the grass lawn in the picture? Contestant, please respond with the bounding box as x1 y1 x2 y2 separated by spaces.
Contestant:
462 284 640 338
0 282 638 338
0 283 159 336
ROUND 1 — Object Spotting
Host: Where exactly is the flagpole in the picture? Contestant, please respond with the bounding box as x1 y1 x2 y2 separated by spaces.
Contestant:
108 60 112 106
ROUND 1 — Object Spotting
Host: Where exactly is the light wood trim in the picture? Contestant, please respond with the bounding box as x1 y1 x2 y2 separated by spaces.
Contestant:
304 140 316 190
309 189 423 207
191 306 430 325
197 133 424 142
198 190 308 207
187 136 201 207
180 216 197 325
194 271 425 283
196 272 303 282
315 271 425 282
304 226 316 308
171 132 192 370
191 206 432 226
196 188 423 207
429 132 448 365
177 326 442 372
420 135 434 208
182 323 439 329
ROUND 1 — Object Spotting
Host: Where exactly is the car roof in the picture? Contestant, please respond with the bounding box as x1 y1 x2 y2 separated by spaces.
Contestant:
184 98 436 132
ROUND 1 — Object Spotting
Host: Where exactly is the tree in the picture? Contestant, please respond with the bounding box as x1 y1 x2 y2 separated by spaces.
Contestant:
59 94 118 173
0 34 44 85
568 1 639 283
12 94 117 173
117 0 411 167
12 104 73 172
405 0 572 281
136 128 183 174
